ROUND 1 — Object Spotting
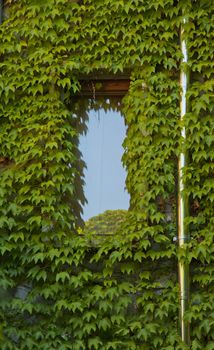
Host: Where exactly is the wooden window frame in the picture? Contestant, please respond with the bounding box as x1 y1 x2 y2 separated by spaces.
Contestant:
76 75 130 98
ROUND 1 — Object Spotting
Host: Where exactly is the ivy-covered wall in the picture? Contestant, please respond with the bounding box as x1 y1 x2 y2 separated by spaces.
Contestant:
0 0 213 349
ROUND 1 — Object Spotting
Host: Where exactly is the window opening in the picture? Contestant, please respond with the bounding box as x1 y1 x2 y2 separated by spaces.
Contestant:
79 99 129 221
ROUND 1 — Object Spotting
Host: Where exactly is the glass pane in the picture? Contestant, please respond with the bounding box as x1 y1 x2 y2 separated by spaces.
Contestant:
79 104 129 221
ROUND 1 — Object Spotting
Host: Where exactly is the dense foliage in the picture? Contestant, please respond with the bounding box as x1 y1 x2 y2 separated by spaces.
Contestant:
0 0 213 349
80 210 127 236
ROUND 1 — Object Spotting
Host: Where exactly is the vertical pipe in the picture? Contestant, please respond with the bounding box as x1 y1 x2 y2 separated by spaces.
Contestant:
178 17 190 346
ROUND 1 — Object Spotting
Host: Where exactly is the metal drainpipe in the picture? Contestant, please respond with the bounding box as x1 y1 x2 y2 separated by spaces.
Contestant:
178 16 190 346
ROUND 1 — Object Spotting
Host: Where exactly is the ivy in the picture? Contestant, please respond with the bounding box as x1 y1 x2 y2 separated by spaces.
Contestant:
0 0 213 349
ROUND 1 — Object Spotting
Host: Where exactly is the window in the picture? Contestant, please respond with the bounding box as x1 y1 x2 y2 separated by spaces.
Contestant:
74 77 130 222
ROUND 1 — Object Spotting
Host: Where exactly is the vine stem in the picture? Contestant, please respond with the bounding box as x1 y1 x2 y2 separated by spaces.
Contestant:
0 0 3 24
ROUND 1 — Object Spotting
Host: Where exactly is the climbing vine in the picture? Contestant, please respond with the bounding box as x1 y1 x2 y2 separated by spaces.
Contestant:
0 0 213 349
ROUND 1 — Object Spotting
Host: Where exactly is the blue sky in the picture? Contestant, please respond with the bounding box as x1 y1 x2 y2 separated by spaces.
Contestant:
79 107 130 221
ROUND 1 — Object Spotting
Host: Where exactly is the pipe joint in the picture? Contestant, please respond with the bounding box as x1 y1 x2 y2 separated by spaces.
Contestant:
178 236 190 242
